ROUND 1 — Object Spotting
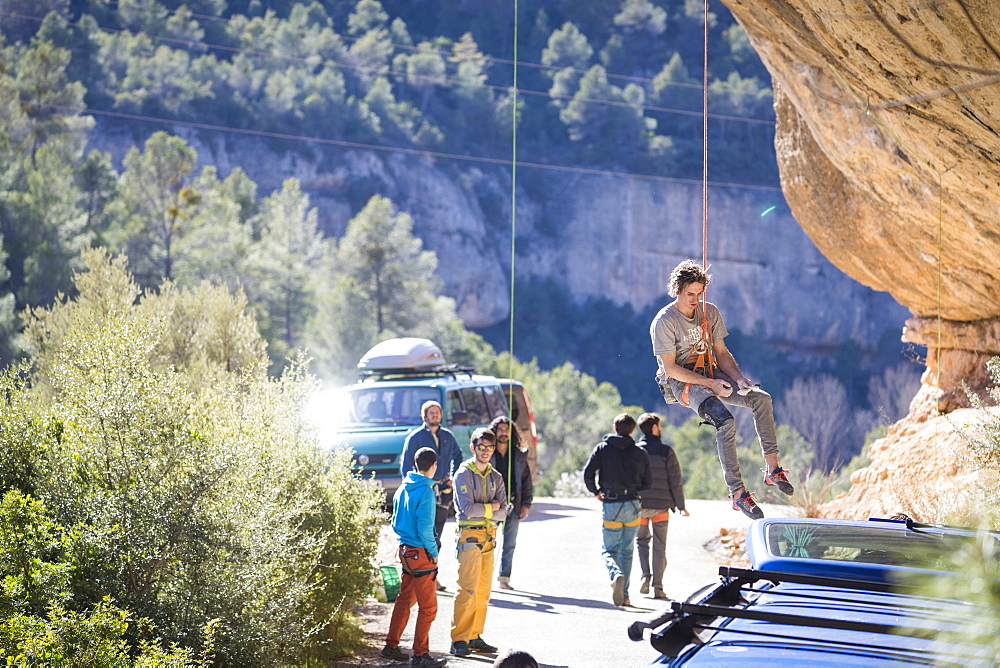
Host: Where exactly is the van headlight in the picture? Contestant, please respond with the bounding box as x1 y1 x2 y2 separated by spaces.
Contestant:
357 454 370 466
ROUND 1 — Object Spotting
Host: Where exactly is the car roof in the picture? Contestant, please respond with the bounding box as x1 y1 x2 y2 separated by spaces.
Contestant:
663 576 987 665
632 516 999 665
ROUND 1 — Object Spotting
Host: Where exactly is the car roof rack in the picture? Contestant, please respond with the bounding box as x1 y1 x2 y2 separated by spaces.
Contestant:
629 566 988 662
357 364 477 381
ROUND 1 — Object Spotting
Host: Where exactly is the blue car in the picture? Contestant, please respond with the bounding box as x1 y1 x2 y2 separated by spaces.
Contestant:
629 517 999 665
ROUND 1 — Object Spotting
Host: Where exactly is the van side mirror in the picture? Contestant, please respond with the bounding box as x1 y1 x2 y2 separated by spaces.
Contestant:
450 410 470 426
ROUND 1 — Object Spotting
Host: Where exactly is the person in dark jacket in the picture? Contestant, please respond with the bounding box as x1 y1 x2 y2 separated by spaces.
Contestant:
489 416 533 590
400 400 465 554
583 413 652 607
635 413 689 599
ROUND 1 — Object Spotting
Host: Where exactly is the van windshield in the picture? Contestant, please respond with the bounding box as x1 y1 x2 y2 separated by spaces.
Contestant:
339 386 440 426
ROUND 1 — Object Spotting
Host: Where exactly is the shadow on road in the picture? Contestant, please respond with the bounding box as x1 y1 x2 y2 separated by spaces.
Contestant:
488 589 628 613
520 501 593 522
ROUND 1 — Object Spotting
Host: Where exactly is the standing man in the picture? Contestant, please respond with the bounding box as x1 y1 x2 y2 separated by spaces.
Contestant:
583 413 652 607
635 413 689 600
450 428 507 658
400 400 464 557
382 447 448 667
488 416 533 591
650 259 794 520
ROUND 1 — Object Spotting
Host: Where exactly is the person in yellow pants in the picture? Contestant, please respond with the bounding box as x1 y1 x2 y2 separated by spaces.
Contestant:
450 428 508 657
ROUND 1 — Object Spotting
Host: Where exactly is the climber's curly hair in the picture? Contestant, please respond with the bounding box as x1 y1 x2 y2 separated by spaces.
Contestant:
667 259 712 297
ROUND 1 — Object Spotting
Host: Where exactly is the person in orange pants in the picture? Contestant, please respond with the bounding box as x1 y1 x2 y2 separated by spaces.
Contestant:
450 428 508 657
383 447 448 666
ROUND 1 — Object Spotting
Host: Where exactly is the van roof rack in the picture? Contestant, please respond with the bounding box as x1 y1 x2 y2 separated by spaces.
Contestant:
358 364 477 381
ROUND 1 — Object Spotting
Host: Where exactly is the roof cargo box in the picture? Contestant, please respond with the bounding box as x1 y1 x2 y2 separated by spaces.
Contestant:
358 338 445 371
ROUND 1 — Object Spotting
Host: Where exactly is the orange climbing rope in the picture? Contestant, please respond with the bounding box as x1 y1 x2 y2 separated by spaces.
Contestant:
679 0 717 408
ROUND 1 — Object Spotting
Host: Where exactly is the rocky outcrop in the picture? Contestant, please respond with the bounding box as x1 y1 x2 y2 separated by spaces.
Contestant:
722 0 1000 402
718 0 1000 515
822 380 996 521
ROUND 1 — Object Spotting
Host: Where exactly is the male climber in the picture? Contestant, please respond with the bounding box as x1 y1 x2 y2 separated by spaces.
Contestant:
650 259 793 519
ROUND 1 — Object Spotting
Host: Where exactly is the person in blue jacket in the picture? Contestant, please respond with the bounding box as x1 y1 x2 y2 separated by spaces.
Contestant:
400 400 464 552
382 447 448 666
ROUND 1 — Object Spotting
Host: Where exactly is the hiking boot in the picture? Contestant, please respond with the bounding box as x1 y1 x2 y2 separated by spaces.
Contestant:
639 575 651 595
653 588 669 599
763 466 795 496
731 489 764 520
411 654 448 667
381 645 410 662
468 636 497 653
611 573 626 606
449 641 471 657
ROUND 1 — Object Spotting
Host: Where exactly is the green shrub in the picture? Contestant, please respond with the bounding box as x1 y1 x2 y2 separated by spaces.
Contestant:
0 491 210 665
0 490 72 618
7 249 384 664
956 357 1000 520
901 357 1000 658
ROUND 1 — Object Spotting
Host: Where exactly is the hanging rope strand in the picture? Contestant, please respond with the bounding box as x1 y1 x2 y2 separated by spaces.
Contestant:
682 0 718 406
508 0 519 385
505 0 519 488
702 0 710 274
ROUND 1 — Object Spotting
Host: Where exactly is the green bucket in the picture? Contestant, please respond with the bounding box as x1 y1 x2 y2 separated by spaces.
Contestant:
380 565 400 602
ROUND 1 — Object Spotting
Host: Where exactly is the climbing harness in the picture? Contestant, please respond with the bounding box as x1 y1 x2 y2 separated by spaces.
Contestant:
638 510 671 527
456 527 497 554
455 460 501 553
679 305 718 407
602 501 643 530
400 546 439 578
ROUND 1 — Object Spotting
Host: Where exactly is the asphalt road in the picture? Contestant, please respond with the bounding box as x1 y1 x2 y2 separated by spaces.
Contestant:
369 497 777 667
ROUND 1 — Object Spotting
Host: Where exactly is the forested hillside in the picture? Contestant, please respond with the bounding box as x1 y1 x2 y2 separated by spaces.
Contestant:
6 0 776 181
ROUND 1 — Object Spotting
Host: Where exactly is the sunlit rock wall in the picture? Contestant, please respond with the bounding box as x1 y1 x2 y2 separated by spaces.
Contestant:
719 0 1000 517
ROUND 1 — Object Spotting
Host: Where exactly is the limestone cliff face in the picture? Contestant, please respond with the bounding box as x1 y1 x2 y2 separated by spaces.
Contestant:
92 122 905 350
718 0 1000 516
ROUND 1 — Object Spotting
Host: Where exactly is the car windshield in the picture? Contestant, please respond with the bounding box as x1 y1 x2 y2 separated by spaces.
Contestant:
338 386 440 426
765 521 991 570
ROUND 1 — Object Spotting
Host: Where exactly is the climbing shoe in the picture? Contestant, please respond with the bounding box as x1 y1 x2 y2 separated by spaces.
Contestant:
763 466 795 496
468 637 497 653
731 489 764 520
381 645 410 662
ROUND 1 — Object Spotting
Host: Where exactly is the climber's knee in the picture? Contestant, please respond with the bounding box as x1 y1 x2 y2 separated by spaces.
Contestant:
698 396 733 429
